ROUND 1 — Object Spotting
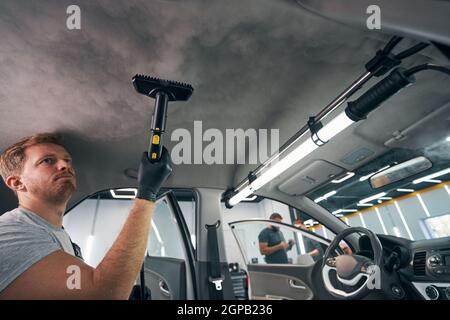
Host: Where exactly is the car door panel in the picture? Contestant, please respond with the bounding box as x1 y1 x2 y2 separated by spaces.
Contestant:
247 266 314 300
145 256 186 300
230 220 331 300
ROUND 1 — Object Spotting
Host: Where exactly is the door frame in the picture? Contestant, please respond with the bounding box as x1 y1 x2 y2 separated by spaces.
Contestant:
160 189 199 299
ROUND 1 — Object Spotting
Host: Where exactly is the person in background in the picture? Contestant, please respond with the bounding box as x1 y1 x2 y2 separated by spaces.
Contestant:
293 218 353 257
258 213 294 264
293 218 324 261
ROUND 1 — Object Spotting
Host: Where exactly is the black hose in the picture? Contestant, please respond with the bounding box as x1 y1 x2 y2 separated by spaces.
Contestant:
364 37 431 77
345 68 415 122
383 36 403 54
395 43 429 59
405 64 450 76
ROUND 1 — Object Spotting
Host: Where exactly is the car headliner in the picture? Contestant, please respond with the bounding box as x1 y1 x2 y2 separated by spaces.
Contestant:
0 0 449 213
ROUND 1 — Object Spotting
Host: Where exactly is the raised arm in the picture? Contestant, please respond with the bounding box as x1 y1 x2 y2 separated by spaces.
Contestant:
0 149 172 299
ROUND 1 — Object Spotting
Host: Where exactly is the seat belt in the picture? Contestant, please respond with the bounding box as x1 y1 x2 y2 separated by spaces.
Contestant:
206 221 225 300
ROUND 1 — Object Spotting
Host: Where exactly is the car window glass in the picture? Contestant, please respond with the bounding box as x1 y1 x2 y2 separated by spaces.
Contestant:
307 144 450 241
63 190 190 266
230 221 328 265
222 197 347 267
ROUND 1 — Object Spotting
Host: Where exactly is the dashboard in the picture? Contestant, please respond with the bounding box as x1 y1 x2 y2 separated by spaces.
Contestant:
358 234 450 300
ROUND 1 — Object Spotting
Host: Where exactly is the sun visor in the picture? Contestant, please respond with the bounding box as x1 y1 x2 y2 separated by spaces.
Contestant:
278 160 345 196
384 103 450 150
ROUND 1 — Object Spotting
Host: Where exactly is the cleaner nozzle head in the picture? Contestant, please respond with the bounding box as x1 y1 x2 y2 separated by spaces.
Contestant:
132 74 194 101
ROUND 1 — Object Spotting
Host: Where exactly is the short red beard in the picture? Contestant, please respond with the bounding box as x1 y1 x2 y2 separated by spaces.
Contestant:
34 179 76 205
53 180 76 201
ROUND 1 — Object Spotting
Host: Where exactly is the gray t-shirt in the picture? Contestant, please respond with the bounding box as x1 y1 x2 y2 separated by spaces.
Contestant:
0 207 76 292
258 227 290 264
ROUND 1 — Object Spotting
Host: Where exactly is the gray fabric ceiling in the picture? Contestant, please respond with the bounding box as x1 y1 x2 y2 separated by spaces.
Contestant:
0 0 449 212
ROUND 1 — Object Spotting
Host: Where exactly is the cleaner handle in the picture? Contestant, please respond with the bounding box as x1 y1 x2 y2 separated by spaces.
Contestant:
149 91 169 162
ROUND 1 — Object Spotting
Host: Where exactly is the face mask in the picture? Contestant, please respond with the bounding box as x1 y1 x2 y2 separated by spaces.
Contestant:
271 226 280 231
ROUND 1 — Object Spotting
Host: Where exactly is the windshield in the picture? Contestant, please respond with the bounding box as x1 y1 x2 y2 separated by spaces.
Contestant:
306 139 450 241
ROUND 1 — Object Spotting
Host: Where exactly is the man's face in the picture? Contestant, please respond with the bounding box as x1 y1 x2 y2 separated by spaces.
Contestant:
294 220 307 231
271 217 282 230
18 143 76 204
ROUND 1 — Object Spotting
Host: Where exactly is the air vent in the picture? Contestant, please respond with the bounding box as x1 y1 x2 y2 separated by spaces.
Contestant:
413 251 426 276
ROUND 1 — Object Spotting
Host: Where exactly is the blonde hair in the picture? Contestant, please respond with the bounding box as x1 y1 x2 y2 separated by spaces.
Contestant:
0 133 66 182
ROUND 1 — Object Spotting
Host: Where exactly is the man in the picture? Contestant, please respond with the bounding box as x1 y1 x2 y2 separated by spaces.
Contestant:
258 213 294 264
0 133 172 299
293 218 352 257
293 218 324 261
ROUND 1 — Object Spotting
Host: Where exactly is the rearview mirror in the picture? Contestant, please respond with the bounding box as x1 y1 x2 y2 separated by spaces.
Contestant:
370 156 432 189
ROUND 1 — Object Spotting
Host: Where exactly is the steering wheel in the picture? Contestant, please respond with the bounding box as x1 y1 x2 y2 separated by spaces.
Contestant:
321 227 383 300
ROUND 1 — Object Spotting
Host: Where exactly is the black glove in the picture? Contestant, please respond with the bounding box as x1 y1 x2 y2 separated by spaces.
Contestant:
136 147 172 201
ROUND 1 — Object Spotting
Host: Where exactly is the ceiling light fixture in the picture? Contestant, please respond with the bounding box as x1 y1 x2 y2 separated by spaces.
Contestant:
332 209 357 215
314 190 337 203
422 179 442 184
413 168 450 184
331 172 355 184
228 112 354 206
357 203 374 207
110 188 137 199
359 192 387 204
397 188 414 193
